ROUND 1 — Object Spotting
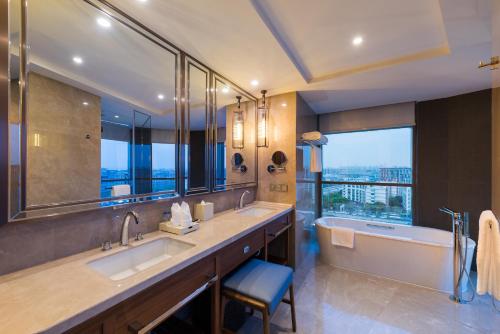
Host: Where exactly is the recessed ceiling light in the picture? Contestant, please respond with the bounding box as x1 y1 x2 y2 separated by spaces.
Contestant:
250 80 259 87
352 36 363 46
97 17 111 28
72 56 83 64
114 115 119 119
82 101 89 106
137 0 148 2
157 94 165 100
222 87 229 94
281 103 287 107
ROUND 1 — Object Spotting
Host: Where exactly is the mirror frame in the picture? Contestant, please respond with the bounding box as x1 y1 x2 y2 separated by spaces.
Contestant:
212 73 258 192
2 0 258 223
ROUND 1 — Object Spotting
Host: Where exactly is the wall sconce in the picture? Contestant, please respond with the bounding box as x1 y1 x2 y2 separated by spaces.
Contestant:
257 89 268 147
232 96 244 149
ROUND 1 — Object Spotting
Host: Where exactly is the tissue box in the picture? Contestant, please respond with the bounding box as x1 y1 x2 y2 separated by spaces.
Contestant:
194 201 214 221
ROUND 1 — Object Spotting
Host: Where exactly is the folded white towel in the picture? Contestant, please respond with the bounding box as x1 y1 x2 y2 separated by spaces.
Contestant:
302 131 322 141
330 226 355 248
310 146 322 173
477 210 500 300
301 131 328 145
111 184 131 197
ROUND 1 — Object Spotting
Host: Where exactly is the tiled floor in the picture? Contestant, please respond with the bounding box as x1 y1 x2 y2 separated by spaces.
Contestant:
237 254 500 334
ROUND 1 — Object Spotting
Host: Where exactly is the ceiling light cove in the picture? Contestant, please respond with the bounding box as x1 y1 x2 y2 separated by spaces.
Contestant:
250 79 259 87
97 17 111 28
82 101 89 106
157 94 165 100
72 56 83 64
352 36 363 46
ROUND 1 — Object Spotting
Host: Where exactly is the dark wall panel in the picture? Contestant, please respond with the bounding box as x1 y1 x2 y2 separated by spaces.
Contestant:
416 89 492 268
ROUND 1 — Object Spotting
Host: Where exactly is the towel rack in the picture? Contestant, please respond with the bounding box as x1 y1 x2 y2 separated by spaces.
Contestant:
296 139 327 147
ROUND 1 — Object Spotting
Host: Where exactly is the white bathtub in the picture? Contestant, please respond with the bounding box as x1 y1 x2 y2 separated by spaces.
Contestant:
316 217 476 293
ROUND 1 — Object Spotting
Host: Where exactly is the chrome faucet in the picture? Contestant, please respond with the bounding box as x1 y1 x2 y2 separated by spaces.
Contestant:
120 209 140 246
237 190 251 210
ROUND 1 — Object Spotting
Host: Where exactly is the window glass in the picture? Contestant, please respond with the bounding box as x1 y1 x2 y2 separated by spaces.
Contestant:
101 139 130 198
322 128 413 224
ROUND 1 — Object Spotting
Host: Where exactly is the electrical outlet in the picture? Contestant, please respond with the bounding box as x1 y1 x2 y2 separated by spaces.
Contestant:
270 183 288 192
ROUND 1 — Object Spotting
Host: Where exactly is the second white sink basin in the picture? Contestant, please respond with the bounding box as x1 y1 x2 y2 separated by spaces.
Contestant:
237 207 275 218
88 237 195 281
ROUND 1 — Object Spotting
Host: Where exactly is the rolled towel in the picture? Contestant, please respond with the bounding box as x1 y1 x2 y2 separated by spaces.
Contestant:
302 131 322 141
330 226 355 248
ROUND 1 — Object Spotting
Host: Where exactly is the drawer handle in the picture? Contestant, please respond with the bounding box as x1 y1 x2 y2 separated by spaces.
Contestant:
243 245 251 254
267 224 291 238
128 274 218 334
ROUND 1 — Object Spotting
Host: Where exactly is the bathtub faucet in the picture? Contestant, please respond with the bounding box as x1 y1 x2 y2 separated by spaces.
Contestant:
439 206 470 304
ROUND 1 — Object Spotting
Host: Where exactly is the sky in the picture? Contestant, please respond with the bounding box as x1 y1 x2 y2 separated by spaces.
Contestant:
322 128 412 168
101 139 175 170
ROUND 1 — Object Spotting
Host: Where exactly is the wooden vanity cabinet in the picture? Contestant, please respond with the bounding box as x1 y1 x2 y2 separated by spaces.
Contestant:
65 211 292 334
65 256 216 334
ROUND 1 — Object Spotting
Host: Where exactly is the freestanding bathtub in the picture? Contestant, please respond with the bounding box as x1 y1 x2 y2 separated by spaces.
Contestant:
316 217 476 293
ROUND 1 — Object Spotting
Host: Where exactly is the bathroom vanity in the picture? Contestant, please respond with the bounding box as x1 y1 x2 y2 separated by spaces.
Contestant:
0 202 293 333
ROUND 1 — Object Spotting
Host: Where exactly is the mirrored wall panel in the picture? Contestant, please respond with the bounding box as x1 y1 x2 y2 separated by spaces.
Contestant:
214 76 256 190
9 0 178 216
184 59 210 194
8 0 21 217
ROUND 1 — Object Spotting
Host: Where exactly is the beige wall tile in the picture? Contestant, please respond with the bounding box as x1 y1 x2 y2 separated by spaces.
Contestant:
26 73 101 206
257 92 297 205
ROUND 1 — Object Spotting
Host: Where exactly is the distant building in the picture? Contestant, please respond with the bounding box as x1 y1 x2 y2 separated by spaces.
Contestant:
379 167 412 184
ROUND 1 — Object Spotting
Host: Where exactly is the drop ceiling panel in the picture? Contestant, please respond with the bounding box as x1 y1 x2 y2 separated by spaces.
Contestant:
253 0 450 82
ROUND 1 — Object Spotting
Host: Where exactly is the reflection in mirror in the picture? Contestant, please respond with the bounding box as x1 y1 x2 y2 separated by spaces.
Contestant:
185 61 209 193
9 0 21 217
214 77 256 189
10 0 177 215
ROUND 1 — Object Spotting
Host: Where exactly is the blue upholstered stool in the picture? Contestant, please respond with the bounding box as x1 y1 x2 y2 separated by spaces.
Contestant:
221 259 296 334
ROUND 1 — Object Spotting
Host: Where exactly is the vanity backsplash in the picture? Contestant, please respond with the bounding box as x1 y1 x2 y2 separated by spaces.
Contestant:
0 188 256 276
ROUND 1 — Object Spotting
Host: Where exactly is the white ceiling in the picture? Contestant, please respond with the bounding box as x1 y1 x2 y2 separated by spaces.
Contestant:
107 0 495 113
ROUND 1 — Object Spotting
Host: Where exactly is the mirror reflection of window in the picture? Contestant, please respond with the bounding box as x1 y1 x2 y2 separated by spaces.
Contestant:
18 0 177 209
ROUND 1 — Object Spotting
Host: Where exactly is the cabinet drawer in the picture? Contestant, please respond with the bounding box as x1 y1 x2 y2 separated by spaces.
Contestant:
266 214 291 241
111 256 215 333
219 229 264 277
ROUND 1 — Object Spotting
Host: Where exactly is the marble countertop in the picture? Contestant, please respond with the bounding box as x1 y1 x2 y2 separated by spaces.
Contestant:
0 201 293 334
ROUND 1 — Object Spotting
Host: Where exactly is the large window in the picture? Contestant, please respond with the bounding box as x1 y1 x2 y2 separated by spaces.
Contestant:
322 128 413 225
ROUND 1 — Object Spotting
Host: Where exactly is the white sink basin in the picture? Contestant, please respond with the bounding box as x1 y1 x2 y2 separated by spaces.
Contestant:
237 207 275 218
88 237 195 281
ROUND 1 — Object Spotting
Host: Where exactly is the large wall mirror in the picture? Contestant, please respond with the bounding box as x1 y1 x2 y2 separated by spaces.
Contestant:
8 0 179 219
5 0 257 222
213 75 257 190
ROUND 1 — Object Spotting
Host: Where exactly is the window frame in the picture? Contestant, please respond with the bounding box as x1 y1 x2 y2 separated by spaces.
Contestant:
319 126 416 225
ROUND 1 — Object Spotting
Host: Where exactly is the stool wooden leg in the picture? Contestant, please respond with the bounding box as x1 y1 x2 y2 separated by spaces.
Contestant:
289 285 297 332
262 307 270 334
220 294 226 332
